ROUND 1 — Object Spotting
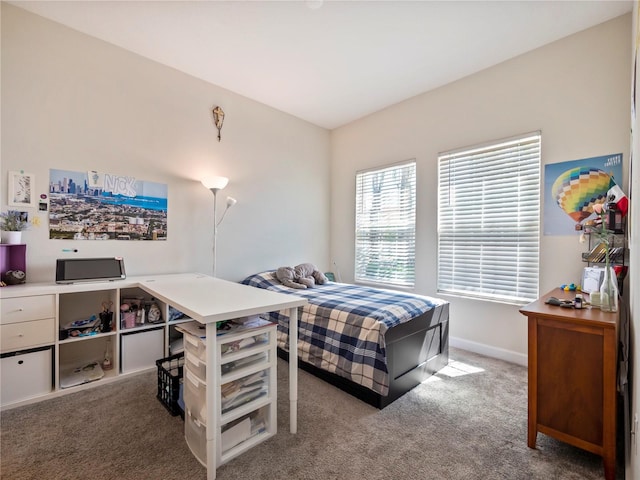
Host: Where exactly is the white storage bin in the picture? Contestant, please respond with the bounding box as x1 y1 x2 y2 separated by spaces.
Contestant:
185 410 206 467
184 369 207 423
120 327 164 373
1 347 52 406
185 350 206 380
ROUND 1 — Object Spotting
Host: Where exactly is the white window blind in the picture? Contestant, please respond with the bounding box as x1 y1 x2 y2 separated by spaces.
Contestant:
437 133 541 304
355 160 416 287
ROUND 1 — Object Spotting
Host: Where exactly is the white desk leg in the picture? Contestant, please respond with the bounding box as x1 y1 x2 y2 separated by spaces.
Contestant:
289 306 298 434
205 322 217 480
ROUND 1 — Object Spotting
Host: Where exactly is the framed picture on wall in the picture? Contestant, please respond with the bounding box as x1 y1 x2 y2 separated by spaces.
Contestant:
8 171 36 207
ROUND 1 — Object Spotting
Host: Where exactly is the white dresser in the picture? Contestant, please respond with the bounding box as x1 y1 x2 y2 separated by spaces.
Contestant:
0 293 56 405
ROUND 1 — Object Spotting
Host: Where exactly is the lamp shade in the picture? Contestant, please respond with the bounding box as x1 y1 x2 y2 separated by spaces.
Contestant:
201 176 229 191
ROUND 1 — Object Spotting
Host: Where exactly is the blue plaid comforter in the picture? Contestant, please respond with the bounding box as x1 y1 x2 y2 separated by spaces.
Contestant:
241 271 445 396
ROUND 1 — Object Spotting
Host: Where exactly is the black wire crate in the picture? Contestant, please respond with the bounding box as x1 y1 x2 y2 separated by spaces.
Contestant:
156 351 185 418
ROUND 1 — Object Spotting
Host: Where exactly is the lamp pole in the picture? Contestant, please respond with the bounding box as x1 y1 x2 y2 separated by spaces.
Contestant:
201 176 229 278
211 188 220 277
212 187 219 277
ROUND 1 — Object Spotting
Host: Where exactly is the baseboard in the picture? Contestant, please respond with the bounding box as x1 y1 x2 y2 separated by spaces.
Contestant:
450 336 527 367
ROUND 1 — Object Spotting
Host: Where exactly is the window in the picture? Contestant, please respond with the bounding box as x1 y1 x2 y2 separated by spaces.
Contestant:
437 133 541 304
355 160 416 287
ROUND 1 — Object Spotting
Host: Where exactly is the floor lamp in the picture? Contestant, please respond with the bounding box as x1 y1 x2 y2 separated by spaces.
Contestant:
201 176 230 277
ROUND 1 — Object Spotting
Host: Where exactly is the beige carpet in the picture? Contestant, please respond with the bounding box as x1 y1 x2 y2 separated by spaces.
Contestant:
0 348 624 479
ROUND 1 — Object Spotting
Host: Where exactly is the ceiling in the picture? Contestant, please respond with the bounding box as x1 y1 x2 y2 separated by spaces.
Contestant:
9 1 634 130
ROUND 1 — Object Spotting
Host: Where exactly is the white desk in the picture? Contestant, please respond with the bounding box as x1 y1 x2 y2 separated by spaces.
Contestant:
138 274 306 480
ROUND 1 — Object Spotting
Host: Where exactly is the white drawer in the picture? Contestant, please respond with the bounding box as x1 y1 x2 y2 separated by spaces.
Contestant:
184 333 206 363
0 318 56 353
1 295 55 325
184 369 207 424
185 350 206 381
185 410 206 467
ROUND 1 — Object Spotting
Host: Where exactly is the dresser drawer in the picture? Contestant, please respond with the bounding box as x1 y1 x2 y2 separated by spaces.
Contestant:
1 295 55 325
1 318 56 353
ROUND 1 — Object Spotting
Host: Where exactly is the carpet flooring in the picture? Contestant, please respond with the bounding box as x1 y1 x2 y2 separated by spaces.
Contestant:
0 347 624 479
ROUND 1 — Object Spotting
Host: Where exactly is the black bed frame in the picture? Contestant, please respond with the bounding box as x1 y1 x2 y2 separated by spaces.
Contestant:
278 301 450 409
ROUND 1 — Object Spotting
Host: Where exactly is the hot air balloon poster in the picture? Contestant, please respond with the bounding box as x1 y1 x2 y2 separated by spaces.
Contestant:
544 153 624 235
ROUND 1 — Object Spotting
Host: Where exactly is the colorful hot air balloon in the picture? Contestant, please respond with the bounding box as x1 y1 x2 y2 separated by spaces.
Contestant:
551 167 614 223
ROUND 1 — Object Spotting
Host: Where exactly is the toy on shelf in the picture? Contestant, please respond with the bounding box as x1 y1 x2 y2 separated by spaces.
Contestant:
560 283 581 292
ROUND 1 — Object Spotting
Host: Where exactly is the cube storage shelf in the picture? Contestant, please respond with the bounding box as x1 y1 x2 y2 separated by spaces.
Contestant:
0 277 193 409
0 243 26 284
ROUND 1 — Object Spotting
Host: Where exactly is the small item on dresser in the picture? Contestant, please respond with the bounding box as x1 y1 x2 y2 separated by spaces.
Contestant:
545 296 574 308
574 294 583 309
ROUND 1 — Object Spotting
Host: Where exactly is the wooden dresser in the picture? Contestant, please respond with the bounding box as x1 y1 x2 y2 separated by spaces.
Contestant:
520 288 619 480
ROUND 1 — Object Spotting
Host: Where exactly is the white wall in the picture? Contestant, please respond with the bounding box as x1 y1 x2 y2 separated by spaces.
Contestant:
330 14 632 364
1 3 331 283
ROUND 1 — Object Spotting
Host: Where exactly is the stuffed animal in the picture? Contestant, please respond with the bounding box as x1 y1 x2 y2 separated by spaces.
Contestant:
294 263 328 288
276 263 329 289
276 266 307 289
3 270 25 285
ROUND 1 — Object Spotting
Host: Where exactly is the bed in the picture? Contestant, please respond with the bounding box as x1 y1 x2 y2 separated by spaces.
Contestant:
241 271 450 408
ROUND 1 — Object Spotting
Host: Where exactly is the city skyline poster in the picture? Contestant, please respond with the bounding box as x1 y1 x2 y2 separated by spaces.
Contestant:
49 169 168 240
